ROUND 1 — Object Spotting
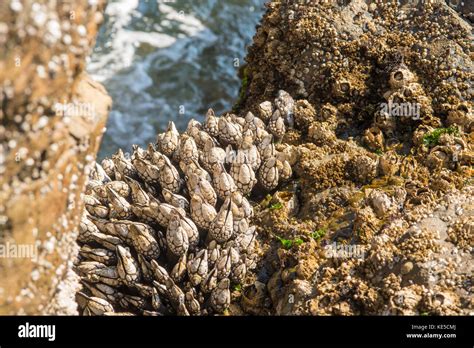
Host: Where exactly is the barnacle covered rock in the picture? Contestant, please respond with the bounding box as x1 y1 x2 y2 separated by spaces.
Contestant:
368 190 392 218
293 100 316 130
346 155 378 184
363 127 384 152
308 122 337 146
378 151 400 177
388 63 415 90
234 0 473 317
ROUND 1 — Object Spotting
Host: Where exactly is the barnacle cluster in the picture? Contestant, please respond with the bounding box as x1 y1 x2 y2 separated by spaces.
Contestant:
75 91 296 315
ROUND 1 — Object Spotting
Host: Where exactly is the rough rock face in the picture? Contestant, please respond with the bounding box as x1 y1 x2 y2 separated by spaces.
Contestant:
0 1 110 314
235 1 473 316
242 0 472 118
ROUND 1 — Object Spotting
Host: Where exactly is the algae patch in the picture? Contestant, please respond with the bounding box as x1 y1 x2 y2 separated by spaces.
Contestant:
423 126 459 147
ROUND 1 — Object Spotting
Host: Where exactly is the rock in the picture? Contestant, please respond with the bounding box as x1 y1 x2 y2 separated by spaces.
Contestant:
401 262 414 275
246 0 473 316
0 0 109 314
274 279 314 315
369 190 392 218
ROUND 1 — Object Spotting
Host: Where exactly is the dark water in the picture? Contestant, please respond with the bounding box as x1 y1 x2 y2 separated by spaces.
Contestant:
87 0 266 159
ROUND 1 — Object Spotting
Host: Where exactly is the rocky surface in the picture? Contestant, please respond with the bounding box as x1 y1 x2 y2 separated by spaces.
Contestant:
233 0 473 315
0 1 110 314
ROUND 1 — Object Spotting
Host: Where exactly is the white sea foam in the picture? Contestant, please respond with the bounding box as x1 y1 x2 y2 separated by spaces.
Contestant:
86 0 210 154
88 0 264 158
88 0 139 80
158 3 204 33
88 1 207 82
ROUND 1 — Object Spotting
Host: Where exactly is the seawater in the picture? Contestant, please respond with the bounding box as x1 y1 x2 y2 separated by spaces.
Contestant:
87 0 266 159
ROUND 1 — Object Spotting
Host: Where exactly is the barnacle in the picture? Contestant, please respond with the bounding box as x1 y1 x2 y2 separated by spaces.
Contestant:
77 93 295 315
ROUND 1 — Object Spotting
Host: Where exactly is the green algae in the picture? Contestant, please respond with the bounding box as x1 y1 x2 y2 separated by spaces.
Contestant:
311 229 327 241
233 65 250 112
423 126 459 147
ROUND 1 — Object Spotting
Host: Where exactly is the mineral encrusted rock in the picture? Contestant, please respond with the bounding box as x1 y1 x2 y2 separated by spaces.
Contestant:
0 1 110 314
237 0 473 315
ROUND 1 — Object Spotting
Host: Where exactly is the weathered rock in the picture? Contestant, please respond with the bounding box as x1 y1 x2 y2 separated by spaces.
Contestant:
0 0 109 314
246 0 473 316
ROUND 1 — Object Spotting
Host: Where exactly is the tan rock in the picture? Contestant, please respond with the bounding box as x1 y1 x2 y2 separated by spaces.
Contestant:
0 0 109 315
